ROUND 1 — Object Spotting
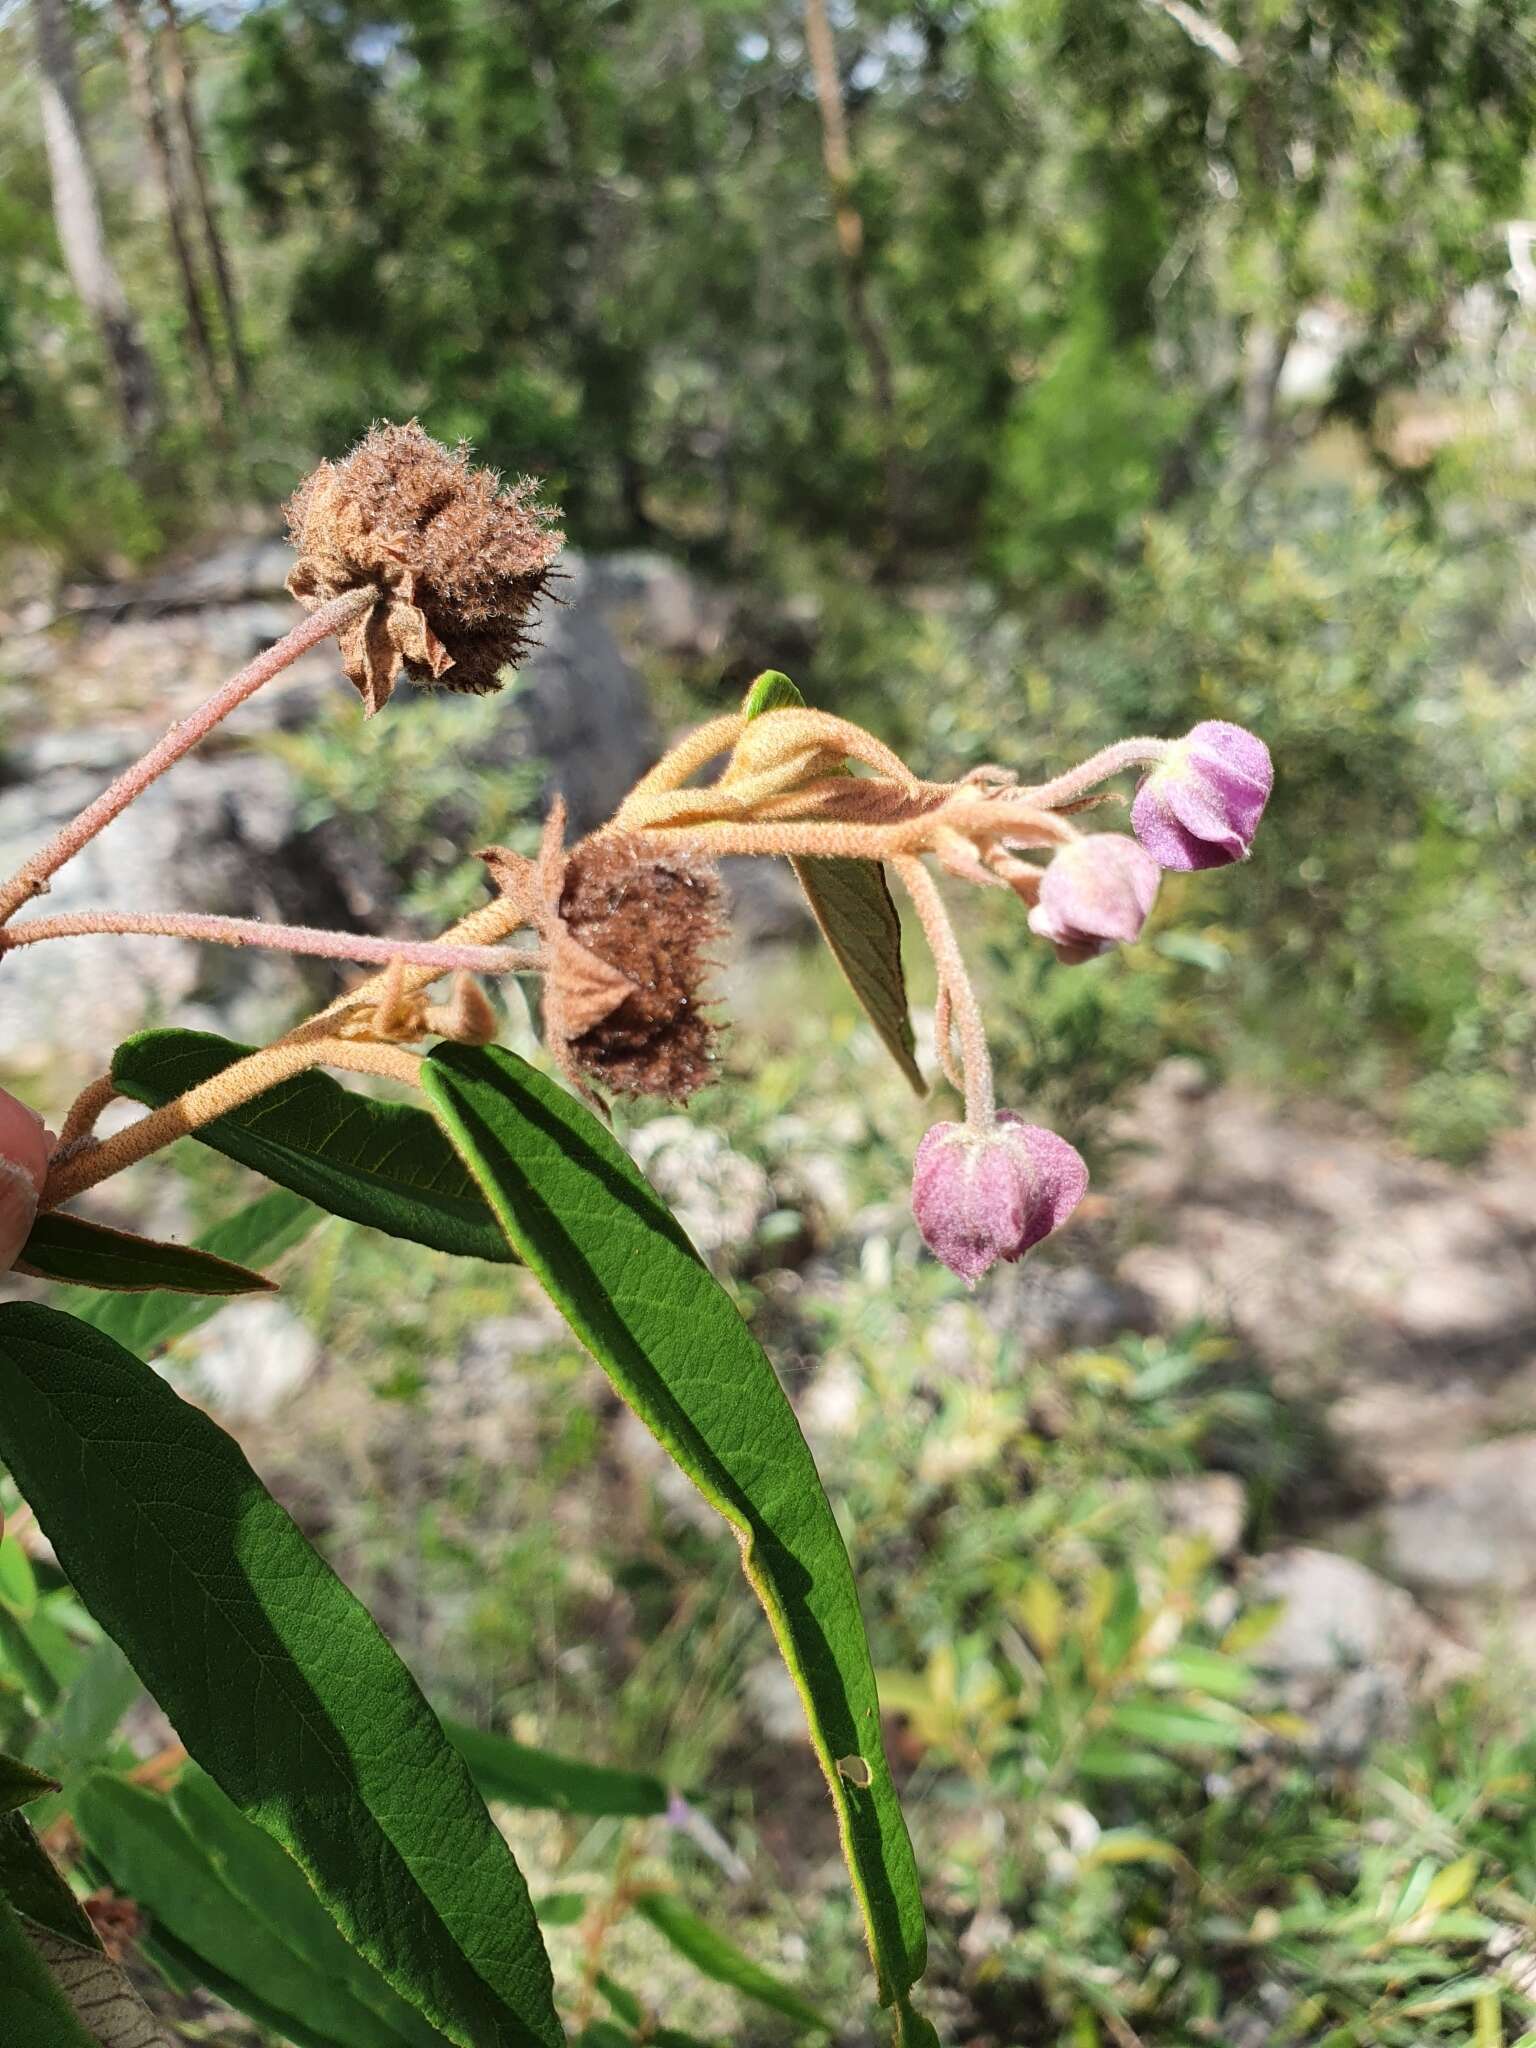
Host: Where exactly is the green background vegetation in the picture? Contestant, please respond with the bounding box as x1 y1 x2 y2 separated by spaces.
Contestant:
4 2 1536 2042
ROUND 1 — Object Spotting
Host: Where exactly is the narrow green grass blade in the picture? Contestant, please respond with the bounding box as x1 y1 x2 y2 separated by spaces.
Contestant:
173 1767 451 2048
0 1303 560 2048
635 1893 828 2033
445 1722 668 1819
422 1044 932 2033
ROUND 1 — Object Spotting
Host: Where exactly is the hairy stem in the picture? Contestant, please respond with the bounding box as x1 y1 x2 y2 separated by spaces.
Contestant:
57 1074 119 1150
1019 737 1170 812
40 1030 421 1208
631 817 946 861
892 856 995 1128
0 587 376 926
614 715 745 820
301 893 530 1036
2 908 542 978
41 890 532 1206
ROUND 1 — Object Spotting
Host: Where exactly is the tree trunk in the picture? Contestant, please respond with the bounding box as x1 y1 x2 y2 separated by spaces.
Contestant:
29 0 160 441
801 0 900 534
151 0 249 394
108 0 224 413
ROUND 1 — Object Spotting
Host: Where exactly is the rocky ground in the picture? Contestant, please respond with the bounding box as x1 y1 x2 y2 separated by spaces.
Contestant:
3 540 1535 1759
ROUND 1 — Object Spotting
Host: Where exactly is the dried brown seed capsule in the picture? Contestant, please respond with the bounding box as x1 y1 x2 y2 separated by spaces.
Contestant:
284 420 563 715
549 834 724 1103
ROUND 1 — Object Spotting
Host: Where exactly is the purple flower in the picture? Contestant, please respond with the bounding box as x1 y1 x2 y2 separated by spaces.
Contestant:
1131 721 1273 871
0 1087 50 1273
912 1113 1088 1286
1027 835 1161 964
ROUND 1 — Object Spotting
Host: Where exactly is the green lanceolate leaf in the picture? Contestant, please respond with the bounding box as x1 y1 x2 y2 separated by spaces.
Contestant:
0 1304 560 2048
0 1812 101 1949
35 1638 141 1779
173 1767 450 2048
0 1894 99 2048
22 1920 178 2048
63 1190 319 1355
634 1893 829 2033
16 1213 274 1297
445 1721 668 1819
0 1752 60 1814
422 1045 933 2039
0 1596 62 1715
139 1919 364 2048
111 1030 515 1263
74 1776 427 2048
741 672 924 1096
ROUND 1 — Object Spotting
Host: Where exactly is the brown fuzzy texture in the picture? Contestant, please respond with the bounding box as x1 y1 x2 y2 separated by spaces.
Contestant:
285 420 563 714
83 1892 145 1963
554 834 724 1101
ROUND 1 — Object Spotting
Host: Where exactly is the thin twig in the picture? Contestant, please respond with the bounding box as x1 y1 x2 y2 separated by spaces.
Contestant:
1017 737 1169 813
892 856 995 1128
40 1032 421 1208
57 1074 118 1150
40 893 533 1207
0 586 376 926
2 908 542 979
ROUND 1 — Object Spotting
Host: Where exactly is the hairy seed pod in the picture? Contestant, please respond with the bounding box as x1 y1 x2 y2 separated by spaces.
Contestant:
285 420 563 715
549 834 724 1103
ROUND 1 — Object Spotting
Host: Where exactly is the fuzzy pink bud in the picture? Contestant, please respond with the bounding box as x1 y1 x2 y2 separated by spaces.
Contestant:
0 1090 51 1272
1027 835 1160 964
912 1113 1088 1285
1131 721 1272 871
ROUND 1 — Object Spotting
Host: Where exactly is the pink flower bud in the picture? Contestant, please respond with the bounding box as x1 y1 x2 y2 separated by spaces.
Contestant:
1027 835 1160 964
911 1113 1087 1286
1131 721 1272 871
0 1089 51 1273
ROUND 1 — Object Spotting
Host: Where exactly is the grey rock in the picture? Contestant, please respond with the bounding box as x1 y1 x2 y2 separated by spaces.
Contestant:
1112 1078 1536 1500
57 536 295 618
1242 1546 1472 1762
1381 1435 1536 1594
742 1656 809 1743
585 550 731 660
0 736 319 1065
1159 1472 1248 1560
1010 1263 1156 1357
504 552 659 835
627 1117 772 1259
184 1299 321 1423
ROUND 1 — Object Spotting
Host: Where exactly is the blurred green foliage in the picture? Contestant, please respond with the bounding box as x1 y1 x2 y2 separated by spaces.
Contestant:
4 9 1536 2033
3 0 1534 1147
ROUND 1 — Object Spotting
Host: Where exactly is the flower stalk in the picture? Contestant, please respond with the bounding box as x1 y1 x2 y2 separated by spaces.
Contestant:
0 421 1274 1292
0 587 377 927
891 855 994 1128
39 1029 424 1209
0 908 541 979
